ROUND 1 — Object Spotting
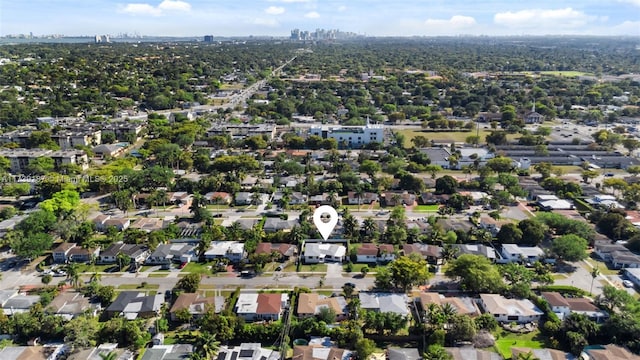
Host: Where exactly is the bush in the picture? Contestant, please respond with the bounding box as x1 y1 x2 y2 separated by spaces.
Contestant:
536 285 586 296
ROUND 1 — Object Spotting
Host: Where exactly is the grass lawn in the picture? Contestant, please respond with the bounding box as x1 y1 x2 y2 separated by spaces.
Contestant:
147 273 169 278
493 330 545 359
118 283 159 290
340 204 381 211
414 204 440 212
537 71 593 77
395 128 522 148
182 262 212 275
584 258 619 275
344 262 382 273
76 264 114 273
298 264 328 272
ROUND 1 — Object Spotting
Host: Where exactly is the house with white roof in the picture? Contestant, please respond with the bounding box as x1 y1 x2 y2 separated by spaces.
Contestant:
203 241 245 263
358 292 410 316
479 294 543 324
586 194 624 209
500 244 547 264
537 194 574 211
303 243 346 264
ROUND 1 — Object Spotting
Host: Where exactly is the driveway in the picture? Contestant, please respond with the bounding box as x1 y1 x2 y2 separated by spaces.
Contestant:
326 263 343 279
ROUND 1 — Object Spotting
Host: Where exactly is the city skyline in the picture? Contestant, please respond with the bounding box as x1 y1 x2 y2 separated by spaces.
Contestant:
1 0 639 37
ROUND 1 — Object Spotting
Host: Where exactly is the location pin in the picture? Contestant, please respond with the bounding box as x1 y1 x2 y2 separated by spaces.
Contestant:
313 205 339 241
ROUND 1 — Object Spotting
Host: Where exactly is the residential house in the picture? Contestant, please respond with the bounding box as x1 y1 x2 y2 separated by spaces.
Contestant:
104 291 163 319
140 344 194 360
541 292 608 323
499 244 546 264
297 293 348 321
46 291 99 320
130 217 165 232
406 219 431 235
0 289 40 315
403 243 442 265
358 292 410 316
586 194 624 209
204 191 232 205
624 268 640 287
145 244 197 269
415 292 480 317
293 345 352 360
217 343 280 360
383 192 416 207
387 348 421 360
446 347 502 360
169 293 224 321
419 192 449 205
168 192 191 206
52 242 77 263
67 246 100 263
476 112 503 123
479 294 543 324
347 191 379 205
263 218 299 233
420 148 451 169
355 244 395 263
581 344 640 360
537 194 574 211
452 244 497 261
254 243 298 261
594 241 640 269
93 143 125 158
67 343 133 360
436 218 475 233
459 191 489 205
204 241 245 263
98 243 149 265
303 243 346 264
93 214 130 231
0 345 67 360
235 192 253 206
234 292 289 322
511 348 569 360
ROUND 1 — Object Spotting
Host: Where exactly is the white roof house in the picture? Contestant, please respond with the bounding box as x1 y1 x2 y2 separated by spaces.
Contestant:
303 243 346 264
358 292 410 316
204 241 245 263
479 294 543 324
500 244 546 263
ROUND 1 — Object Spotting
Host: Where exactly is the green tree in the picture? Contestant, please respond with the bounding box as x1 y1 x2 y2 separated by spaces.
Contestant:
175 273 201 293
355 338 376 360
386 255 431 291
551 234 588 261
445 254 504 293
11 232 53 259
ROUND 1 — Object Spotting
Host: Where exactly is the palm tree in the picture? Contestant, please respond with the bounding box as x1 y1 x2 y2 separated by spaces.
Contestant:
116 252 131 271
515 351 537 360
361 218 378 242
192 332 220 360
89 272 101 283
288 225 305 245
440 303 457 321
441 244 459 265
65 262 81 288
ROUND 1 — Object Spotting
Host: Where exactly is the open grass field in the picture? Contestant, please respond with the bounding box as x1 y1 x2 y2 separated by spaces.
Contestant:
537 71 593 77
181 262 211 275
414 204 440 212
493 330 545 359
395 128 520 148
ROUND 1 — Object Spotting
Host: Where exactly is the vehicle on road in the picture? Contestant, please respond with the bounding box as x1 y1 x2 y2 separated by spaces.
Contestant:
623 280 634 288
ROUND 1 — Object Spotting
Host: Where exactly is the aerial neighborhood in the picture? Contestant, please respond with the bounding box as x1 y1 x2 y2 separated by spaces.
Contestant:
0 35 639 360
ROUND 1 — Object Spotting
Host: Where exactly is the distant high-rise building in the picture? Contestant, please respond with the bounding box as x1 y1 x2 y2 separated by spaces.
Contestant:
204 35 214 42
95 35 110 43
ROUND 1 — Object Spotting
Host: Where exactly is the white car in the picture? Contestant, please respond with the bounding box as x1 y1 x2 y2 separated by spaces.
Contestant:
623 280 634 288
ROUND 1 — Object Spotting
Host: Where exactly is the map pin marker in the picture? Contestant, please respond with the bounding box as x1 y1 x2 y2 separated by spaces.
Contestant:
313 205 339 241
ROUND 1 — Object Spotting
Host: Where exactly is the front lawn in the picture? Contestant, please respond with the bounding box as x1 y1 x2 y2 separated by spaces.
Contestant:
493 330 545 359
118 283 159 290
414 204 440 212
297 264 328 272
181 262 212 275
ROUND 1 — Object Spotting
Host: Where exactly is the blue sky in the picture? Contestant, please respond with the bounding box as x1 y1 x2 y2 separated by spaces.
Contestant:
2 0 639 37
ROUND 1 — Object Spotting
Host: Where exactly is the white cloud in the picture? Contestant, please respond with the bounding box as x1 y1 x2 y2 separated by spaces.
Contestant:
337 6 347 12
158 0 191 11
121 0 190 16
121 3 162 16
305 11 320 19
494 8 592 29
265 6 286 15
424 15 476 28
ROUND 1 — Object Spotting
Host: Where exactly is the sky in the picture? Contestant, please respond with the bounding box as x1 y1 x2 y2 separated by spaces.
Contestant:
1 0 639 37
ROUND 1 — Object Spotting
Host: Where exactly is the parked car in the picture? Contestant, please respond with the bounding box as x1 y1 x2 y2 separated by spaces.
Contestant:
623 280 634 288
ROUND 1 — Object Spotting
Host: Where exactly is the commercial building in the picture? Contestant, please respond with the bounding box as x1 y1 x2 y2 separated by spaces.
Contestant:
309 122 384 148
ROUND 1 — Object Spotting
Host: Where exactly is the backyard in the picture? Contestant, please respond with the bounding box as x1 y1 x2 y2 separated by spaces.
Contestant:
492 329 546 359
